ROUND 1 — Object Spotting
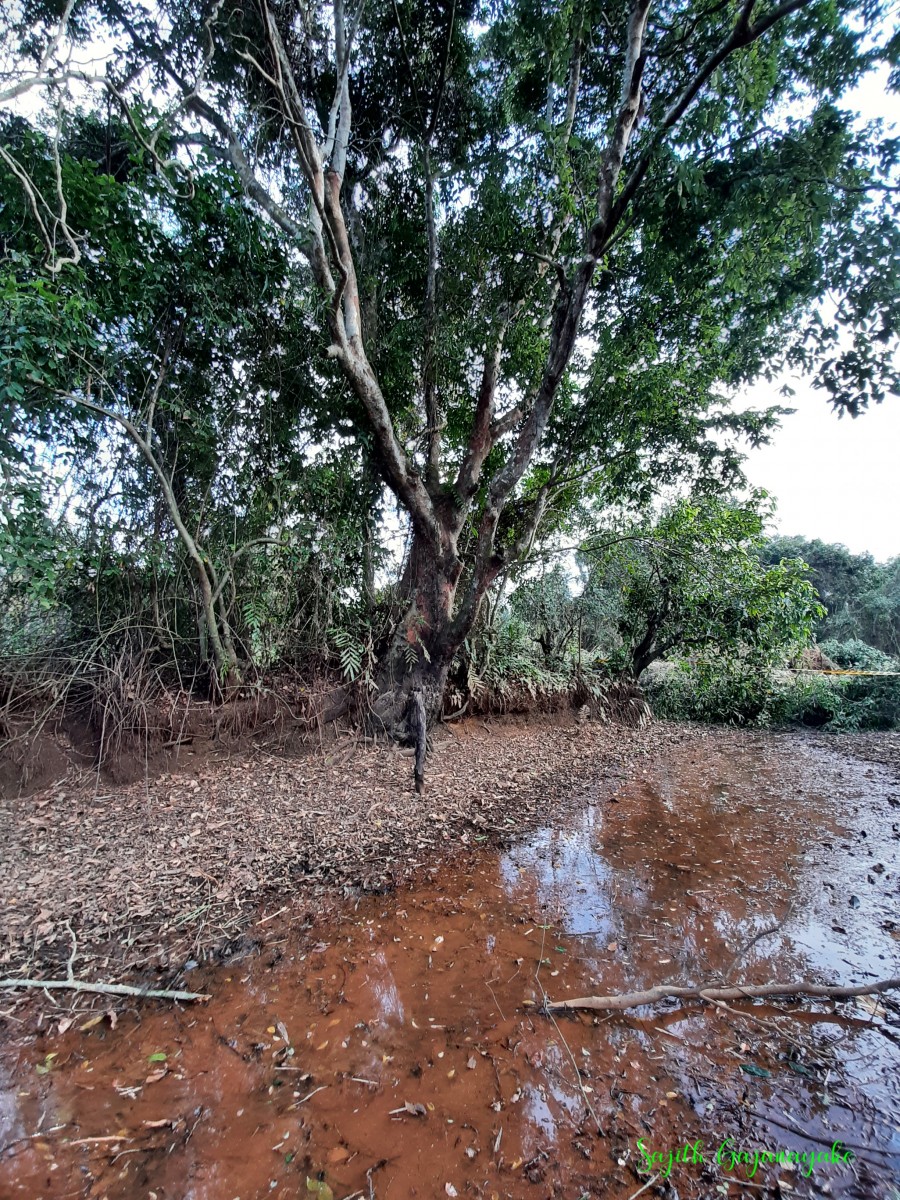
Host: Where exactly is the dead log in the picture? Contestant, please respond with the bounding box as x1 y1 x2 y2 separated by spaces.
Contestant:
545 977 900 1012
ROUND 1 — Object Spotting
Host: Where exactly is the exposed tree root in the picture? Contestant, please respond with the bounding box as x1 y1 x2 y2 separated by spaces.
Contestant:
0 977 210 1002
545 977 900 1012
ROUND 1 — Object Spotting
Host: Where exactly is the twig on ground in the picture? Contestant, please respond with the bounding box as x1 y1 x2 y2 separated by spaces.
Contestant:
0 977 210 1002
485 978 506 1021
533 923 603 1134
64 921 78 983
702 994 810 1052
68 1135 130 1146
627 1174 660 1200
545 977 900 1012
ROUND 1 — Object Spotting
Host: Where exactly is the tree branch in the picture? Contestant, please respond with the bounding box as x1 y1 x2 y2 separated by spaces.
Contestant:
454 321 509 506
65 393 234 676
546 976 900 1012
609 0 812 232
461 0 815 625
0 0 77 104
0 976 210 1002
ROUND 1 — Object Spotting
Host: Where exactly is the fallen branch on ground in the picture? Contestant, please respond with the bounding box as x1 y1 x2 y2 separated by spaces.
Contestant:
0 977 211 1002
544 977 900 1012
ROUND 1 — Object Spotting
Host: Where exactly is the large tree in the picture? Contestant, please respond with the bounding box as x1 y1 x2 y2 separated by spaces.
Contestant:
580 495 822 677
0 112 374 684
2 0 898 730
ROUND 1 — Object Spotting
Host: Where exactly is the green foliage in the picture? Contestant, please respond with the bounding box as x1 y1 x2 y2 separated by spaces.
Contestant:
581 495 823 677
762 538 900 655
330 624 377 687
2 0 899 715
0 110 379 687
645 658 791 726
648 647 900 730
819 638 897 672
508 565 579 668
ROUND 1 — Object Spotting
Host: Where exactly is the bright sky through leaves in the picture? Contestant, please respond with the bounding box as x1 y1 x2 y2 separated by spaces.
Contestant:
742 65 899 562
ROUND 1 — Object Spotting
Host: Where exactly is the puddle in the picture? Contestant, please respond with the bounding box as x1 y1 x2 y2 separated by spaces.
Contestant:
1 730 899 1198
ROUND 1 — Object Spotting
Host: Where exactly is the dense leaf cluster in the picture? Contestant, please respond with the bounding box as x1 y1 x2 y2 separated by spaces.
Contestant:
0 0 898 712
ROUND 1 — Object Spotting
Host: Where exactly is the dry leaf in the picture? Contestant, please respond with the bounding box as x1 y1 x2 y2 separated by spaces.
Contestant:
856 994 886 1018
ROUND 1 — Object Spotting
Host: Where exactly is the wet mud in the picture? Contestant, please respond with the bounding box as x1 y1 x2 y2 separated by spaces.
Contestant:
1 729 899 1199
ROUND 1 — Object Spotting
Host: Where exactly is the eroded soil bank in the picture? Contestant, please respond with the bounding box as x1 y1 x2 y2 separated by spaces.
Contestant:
1 727 900 1200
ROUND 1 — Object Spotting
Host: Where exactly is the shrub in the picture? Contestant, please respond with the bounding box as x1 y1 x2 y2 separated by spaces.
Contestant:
819 639 898 672
645 659 785 726
646 657 900 731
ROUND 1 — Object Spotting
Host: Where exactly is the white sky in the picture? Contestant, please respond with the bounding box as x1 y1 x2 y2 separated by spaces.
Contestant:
741 375 900 562
737 62 899 565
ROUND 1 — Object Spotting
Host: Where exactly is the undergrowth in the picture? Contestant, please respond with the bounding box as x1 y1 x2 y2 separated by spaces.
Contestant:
646 651 900 731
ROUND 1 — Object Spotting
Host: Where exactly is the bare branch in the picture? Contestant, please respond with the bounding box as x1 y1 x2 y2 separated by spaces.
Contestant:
0 976 210 1002
454 323 509 504
0 0 77 105
323 0 363 175
595 0 652 229
186 96 312 248
560 33 584 146
546 976 900 1012
423 153 441 485
0 135 80 274
65 393 234 676
490 405 523 442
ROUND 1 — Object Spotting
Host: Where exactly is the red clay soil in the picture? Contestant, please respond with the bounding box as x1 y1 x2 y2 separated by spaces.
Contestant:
0 715 660 984
1 725 899 1200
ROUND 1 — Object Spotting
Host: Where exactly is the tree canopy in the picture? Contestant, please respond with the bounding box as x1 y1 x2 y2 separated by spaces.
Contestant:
762 535 900 654
1 0 898 725
580 495 822 677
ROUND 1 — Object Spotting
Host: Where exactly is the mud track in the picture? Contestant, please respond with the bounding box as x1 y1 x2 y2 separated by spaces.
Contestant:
1 722 899 1199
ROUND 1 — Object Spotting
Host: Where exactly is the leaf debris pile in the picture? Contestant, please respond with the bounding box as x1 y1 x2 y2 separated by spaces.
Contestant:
0 717 668 985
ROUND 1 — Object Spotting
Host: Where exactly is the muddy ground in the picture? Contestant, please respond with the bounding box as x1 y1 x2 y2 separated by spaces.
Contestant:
1 721 899 1200
0 717 660 981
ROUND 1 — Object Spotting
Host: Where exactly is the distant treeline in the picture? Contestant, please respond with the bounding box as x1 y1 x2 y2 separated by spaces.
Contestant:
761 537 900 660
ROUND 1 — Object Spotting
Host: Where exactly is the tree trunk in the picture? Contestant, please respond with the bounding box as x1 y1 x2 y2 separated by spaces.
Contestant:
371 528 461 739
629 612 664 678
631 641 658 679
